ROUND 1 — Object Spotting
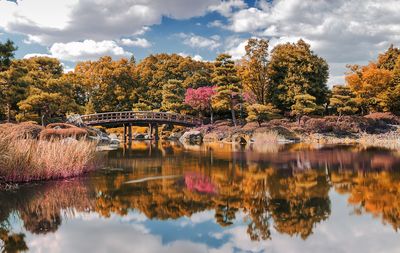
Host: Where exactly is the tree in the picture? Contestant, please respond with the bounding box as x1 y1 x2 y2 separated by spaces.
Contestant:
74 56 138 112
239 38 270 105
291 94 322 124
15 57 80 123
0 60 28 122
212 54 242 126
346 63 393 114
161 79 185 112
184 86 216 123
135 54 213 110
0 39 17 71
377 44 400 71
268 39 329 112
246 103 279 126
329 85 358 119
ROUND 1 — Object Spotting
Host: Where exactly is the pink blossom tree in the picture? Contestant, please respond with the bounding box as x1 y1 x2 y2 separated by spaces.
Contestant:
184 86 216 124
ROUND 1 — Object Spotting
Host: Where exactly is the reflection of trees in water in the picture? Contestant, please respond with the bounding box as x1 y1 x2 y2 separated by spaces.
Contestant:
0 180 95 250
0 228 28 253
2 143 400 245
332 170 400 231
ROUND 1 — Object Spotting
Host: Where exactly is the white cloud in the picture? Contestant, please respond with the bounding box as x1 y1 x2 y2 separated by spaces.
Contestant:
180 33 221 50
208 0 247 17
49 40 132 62
193 55 204 61
120 38 151 48
178 52 205 62
0 0 219 45
23 53 53 59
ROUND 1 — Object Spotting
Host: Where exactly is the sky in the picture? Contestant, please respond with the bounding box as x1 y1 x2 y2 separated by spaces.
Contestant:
1 0 400 86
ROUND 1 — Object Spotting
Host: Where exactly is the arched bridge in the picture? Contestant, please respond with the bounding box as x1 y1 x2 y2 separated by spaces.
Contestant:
80 111 202 127
79 111 202 142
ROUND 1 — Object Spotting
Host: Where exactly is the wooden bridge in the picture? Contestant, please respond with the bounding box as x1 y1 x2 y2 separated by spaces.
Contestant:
79 111 202 141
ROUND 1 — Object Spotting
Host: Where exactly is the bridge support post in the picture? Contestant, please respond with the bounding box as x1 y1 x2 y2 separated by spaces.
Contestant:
154 123 159 141
128 123 132 143
123 124 127 144
148 123 153 139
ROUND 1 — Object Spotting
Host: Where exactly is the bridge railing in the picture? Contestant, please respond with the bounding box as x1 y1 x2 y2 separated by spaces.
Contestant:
80 111 202 126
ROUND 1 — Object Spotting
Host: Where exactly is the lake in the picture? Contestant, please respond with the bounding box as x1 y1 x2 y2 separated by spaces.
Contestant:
1 141 400 253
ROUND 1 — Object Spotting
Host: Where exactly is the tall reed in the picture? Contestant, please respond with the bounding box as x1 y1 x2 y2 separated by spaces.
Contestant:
0 123 97 183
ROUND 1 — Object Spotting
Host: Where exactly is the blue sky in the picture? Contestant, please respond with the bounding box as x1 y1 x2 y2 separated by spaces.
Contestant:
1 0 400 85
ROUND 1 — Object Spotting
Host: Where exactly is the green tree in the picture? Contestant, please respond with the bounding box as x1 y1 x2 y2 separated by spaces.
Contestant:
268 39 329 112
291 94 322 124
329 85 358 119
239 38 270 105
212 54 242 126
161 79 185 112
0 39 17 71
246 103 279 126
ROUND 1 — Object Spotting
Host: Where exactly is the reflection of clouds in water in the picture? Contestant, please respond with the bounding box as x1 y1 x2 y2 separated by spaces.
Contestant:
24 193 400 253
27 218 209 253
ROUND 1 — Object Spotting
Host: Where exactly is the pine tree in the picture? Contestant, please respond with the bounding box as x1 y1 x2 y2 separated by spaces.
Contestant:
212 54 242 126
161 79 185 113
329 85 358 119
246 103 279 126
291 94 322 124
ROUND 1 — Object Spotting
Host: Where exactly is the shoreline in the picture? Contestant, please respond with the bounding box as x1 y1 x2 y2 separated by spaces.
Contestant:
182 115 400 150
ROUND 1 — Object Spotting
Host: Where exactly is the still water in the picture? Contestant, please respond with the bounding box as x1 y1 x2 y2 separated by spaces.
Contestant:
1 141 400 253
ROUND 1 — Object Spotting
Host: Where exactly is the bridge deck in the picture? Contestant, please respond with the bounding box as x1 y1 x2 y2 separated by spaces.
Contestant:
80 111 202 127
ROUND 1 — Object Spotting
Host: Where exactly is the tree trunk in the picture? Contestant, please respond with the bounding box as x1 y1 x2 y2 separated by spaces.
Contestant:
6 103 11 123
210 109 214 125
231 108 237 126
297 115 302 126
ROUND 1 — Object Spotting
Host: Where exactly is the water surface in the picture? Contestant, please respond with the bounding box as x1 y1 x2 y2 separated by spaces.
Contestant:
1 142 400 253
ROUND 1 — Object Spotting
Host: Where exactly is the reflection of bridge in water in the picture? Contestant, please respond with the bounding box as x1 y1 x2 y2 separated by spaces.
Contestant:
80 111 202 142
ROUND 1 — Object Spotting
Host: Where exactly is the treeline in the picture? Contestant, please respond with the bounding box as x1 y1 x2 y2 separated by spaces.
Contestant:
1 38 400 125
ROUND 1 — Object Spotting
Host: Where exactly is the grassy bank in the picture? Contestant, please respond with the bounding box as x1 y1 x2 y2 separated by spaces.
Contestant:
0 123 97 184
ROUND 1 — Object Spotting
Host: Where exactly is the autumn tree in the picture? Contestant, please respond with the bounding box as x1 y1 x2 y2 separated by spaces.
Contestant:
377 44 400 71
346 63 394 114
0 39 17 71
161 79 185 113
184 86 216 123
239 38 270 104
291 94 322 124
268 39 329 112
134 54 213 110
329 85 358 119
0 59 29 122
212 54 242 126
74 56 138 113
16 57 80 123
246 103 279 126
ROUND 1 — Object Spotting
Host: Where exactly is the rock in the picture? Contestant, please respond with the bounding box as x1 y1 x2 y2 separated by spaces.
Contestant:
168 132 183 140
231 132 252 144
179 130 203 145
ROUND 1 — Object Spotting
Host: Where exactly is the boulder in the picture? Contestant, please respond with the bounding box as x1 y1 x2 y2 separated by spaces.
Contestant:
179 130 203 145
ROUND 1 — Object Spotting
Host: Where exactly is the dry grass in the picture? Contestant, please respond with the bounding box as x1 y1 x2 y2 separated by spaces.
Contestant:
0 123 98 183
250 131 283 153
